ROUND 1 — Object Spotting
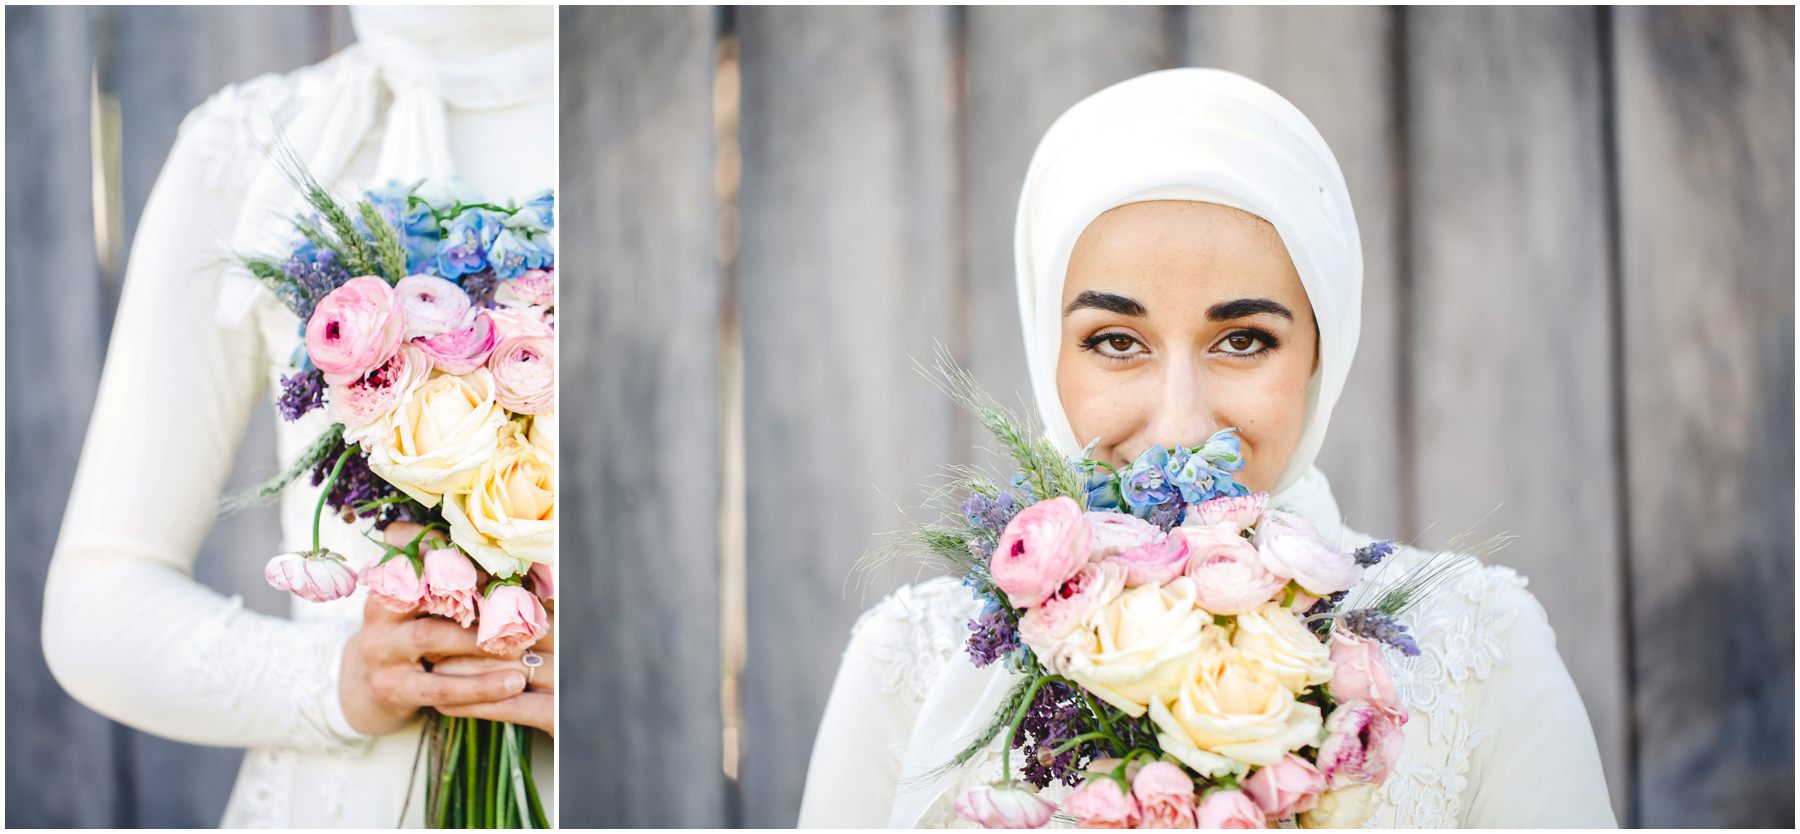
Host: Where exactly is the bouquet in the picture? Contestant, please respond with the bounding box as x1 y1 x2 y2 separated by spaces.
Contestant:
229 153 554 829
885 362 1470 829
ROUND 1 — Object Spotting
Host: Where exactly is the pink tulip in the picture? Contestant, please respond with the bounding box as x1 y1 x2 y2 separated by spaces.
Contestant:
476 584 550 656
264 550 357 603
953 784 1056 829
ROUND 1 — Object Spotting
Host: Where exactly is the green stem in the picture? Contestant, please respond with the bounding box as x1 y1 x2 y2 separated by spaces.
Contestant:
312 447 355 551
521 731 547 828
496 726 513 827
1049 731 1115 756
464 717 477 827
486 721 499 828
434 717 463 827
504 725 534 829
1001 674 1064 783
1079 689 1128 755
352 494 412 515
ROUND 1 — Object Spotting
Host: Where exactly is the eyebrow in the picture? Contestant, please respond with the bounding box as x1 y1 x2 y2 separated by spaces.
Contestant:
1064 291 1294 322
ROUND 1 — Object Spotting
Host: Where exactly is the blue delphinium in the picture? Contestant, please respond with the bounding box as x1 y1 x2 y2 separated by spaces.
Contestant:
517 189 554 230
366 181 443 273
487 227 553 280
437 209 501 279
1120 446 1178 514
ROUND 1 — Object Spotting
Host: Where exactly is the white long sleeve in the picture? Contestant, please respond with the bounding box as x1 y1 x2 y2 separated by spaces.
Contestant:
40 96 369 752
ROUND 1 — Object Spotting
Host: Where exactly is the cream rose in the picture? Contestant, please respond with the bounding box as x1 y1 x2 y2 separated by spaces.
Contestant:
1232 601 1336 692
1299 784 1379 829
528 410 558 457
1150 648 1324 777
1063 577 1218 717
363 368 508 506
443 423 556 578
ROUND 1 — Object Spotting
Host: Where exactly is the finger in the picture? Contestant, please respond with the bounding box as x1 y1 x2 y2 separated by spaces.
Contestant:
381 522 425 550
363 594 413 626
394 668 526 708
434 653 554 693
532 615 555 652
378 616 481 663
437 691 554 736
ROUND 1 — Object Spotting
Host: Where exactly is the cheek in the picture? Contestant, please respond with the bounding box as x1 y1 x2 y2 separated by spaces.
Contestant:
1213 355 1313 489
1056 346 1135 454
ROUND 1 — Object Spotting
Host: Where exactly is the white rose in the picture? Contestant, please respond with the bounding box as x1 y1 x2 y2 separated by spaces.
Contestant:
1232 601 1336 692
528 410 557 458
1150 648 1324 777
1063 577 1218 717
363 368 507 507
444 423 555 578
1299 784 1379 829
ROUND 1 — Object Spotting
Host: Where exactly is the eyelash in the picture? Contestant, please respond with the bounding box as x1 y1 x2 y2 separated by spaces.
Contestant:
1077 328 1281 362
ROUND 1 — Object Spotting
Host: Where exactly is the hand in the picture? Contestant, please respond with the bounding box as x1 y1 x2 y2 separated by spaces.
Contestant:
431 614 555 736
337 523 522 737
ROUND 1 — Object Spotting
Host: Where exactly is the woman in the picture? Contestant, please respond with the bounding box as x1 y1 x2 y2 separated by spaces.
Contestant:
797 69 1615 827
40 7 554 827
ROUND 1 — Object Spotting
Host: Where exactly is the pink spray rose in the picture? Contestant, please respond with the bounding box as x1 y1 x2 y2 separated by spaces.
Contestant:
1252 510 1360 596
394 274 472 340
1105 534 1191 587
1187 492 1269 534
954 784 1055 829
1243 754 1326 820
416 310 499 374
264 550 357 603
476 584 551 656
1066 777 1142 828
1317 700 1406 787
991 497 1093 608
488 305 555 341
528 561 555 602
1087 512 1162 559
1193 789 1267 829
495 268 555 308
1179 522 1287 615
420 547 479 627
1328 630 1404 717
305 276 406 385
327 344 431 437
360 556 424 613
489 335 554 414
1019 562 1126 674
1130 762 1198 828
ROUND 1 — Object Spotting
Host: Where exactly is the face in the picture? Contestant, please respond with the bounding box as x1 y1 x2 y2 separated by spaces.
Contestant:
1056 200 1318 493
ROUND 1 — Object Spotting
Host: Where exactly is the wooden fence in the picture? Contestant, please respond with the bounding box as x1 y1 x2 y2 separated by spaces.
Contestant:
4 6 350 827
562 5 1793 828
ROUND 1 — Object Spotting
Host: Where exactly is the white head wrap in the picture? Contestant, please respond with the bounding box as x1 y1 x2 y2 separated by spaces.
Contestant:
1012 68 1362 538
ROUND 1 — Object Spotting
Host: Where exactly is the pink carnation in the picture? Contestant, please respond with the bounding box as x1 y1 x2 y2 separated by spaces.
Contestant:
1317 700 1406 787
1018 562 1126 674
991 497 1092 608
327 344 431 434
305 276 405 385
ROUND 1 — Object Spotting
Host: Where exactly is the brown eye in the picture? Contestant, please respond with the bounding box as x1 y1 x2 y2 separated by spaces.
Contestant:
1108 335 1135 353
1216 330 1271 356
1083 331 1147 359
1227 334 1255 351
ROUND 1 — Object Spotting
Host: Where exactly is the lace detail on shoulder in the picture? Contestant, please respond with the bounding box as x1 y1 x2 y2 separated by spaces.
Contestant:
177 49 352 193
849 578 985 707
1374 556 1531 828
187 594 373 754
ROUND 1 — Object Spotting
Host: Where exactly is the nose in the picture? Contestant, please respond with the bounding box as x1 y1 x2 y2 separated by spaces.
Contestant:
1143 359 1220 450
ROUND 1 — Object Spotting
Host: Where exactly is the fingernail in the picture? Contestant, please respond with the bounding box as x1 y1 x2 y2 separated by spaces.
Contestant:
508 673 526 690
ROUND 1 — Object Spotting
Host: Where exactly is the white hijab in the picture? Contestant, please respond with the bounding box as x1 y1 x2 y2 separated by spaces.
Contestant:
216 5 553 325
1013 67 1361 541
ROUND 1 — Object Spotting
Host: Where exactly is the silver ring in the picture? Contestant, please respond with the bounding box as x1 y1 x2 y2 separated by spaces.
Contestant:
522 650 543 683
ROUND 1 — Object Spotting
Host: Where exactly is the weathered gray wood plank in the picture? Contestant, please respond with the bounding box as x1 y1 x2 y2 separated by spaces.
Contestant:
736 6 959 826
560 5 727 827
1184 6 1406 539
1405 7 1629 820
3 8 124 827
962 7 1172 458
1613 6 1794 827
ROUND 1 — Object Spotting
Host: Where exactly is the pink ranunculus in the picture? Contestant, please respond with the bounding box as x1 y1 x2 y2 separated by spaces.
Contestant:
1187 491 1270 534
954 784 1055 829
528 561 555 602
264 550 357 603
1065 777 1142 828
305 276 406 385
416 310 499 375
394 274 472 340
991 497 1093 608
1252 510 1360 596
360 555 424 613
1130 762 1198 828
495 268 555 308
1019 562 1126 674
1178 522 1287 615
1087 511 1162 560
476 584 550 656
1317 700 1406 787
1243 754 1327 820
1193 789 1267 828
1105 534 1191 587
1328 631 1403 717
488 305 555 341
327 344 432 435
420 547 479 627
489 335 554 414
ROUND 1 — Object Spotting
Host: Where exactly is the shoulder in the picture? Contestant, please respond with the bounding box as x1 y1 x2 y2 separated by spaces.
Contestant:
842 577 985 705
174 47 365 193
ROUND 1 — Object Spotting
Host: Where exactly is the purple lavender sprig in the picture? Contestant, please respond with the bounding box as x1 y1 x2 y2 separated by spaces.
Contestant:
276 369 326 421
1337 607 1421 657
966 604 1021 669
1015 680 1099 788
1354 540 1397 567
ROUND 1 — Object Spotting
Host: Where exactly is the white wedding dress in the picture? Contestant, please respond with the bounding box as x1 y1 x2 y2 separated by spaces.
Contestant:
797 483 1619 828
40 8 554 828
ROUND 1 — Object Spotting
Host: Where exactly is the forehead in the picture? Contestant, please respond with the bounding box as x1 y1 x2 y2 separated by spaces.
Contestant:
1062 200 1306 308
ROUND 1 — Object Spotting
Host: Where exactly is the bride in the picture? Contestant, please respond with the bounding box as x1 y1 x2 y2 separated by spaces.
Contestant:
40 7 554 827
798 69 1615 828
